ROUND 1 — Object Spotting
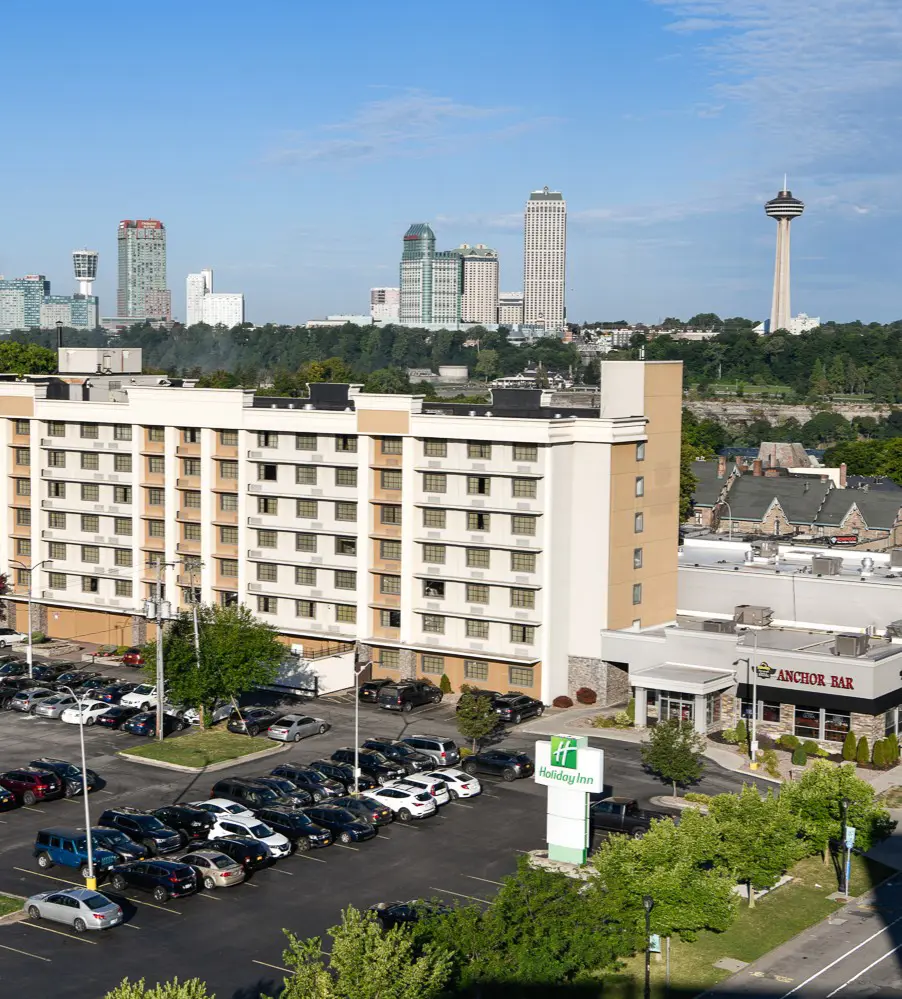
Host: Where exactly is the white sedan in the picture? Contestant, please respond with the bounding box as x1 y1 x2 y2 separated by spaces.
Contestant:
205 814 291 858
423 768 481 799
188 798 254 819
60 700 110 726
266 713 330 743
368 785 437 822
0 628 27 648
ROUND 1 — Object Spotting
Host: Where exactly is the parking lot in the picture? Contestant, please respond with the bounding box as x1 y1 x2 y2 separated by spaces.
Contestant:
0 665 767 998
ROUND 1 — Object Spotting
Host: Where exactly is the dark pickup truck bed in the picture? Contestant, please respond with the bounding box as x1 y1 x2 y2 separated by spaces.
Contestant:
589 797 672 837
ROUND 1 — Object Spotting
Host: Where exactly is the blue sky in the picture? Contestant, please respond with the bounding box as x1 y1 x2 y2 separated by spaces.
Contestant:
3 0 902 325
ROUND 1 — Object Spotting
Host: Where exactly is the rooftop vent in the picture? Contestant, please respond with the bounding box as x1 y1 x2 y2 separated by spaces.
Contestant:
891 550 902 568
886 620 902 641
702 619 737 634
812 554 842 576
733 604 773 627
834 633 869 657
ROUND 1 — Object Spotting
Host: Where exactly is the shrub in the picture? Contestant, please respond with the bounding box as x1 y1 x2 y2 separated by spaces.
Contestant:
814 746 830 758
873 740 887 768
791 747 808 767
613 710 631 727
842 731 858 762
760 748 781 779
575 687 597 705
552 695 573 709
30 631 46 644
115 645 130 656
757 733 776 751
802 740 820 756
857 737 870 765
684 792 711 804
439 674 452 695
459 747 473 758
626 697 635 723
720 728 740 745
778 734 800 751
888 732 900 763
735 718 747 745
593 715 619 728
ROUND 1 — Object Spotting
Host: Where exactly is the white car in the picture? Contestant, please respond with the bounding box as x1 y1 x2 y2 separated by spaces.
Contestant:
188 798 254 819
206 814 291 858
368 785 437 822
388 775 451 807
0 628 27 648
423 768 481 799
60 700 110 726
181 703 232 727
120 684 158 711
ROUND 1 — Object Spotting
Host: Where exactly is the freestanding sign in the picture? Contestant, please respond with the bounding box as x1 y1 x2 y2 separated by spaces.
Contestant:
535 735 604 864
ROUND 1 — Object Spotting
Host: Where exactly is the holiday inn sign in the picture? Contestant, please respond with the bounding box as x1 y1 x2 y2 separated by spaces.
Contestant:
536 735 605 864
536 735 605 789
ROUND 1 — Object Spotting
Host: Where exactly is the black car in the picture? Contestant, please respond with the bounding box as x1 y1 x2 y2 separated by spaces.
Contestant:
151 804 215 845
109 860 198 902
206 835 272 872
303 805 376 843
96 705 143 729
305 760 379 793
462 748 534 782
72 676 116 696
255 806 332 850
52 670 99 689
369 899 451 930
89 827 146 863
0 785 16 810
96 682 138 704
227 706 282 736
493 693 545 725
98 808 182 855
589 798 671 838
0 660 27 678
122 711 187 738
455 688 502 713
361 739 433 773
358 679 393 703
0 677 34 707
329 748 406 785
332 795 393 827
30 663 67 683
210 776 303 811
269 765 344 801
377 680 442 713
28 758 99 797
250 776 314 807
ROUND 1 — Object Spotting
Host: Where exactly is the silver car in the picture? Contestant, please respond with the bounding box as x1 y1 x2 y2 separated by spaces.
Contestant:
33 693 79 719
8 687 56 713
266 713 330 743
179 849 246 889
25 888 123 932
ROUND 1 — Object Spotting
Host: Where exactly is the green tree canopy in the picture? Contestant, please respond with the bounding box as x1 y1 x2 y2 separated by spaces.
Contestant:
455 690 500 750
640 719 706 796
0 341 57 375
104 980 211 999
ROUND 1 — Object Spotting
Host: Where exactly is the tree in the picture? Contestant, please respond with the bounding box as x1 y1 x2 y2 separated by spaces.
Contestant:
679 434 700 521
146 603 284 723
362 367 411 394
455 690 499 750
842 731 858 762
104 981 211 999
828 355 847 394
474 348 499 382
640 719 706 796
0 342 57 375
809 358 830 397
857 736 870 765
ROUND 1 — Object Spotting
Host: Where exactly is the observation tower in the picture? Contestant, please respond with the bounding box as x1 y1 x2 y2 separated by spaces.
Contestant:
764 180 804 333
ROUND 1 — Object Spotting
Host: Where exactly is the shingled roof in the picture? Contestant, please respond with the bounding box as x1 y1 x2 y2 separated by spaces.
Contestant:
691 460 729 508
725 475 831 524
758 441 812 469
815 490 902 531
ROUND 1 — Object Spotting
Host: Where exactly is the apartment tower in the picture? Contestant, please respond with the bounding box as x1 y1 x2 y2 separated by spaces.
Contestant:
399 224 435 325
459 245 499 325
523 187 566 331
117 220 171 320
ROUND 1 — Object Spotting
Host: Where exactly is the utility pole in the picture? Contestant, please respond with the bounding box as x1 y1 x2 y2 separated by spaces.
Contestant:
145 557 172 743
181 558 204 730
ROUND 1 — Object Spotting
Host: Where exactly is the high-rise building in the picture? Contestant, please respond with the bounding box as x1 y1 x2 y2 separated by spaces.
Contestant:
72 251 98 297
185 268 244 327
186 269 212 326
459 245 499 325
523 187 566 331
498 291 524 326
399 223 435 325
0 275 48 330
765 181 805 334
117 219 170 319
370 287 400 323
432 250 463 326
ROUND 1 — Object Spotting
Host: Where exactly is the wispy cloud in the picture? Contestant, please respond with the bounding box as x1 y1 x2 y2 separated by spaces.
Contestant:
266 90 554 165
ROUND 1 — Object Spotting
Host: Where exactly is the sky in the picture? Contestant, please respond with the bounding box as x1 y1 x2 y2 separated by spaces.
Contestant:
3 0 902 326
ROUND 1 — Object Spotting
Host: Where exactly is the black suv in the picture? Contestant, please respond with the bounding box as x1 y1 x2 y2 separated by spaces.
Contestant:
29 758 99 797
255 806 332 850
206 836 272 872
210 777 300 811
358 679 393 703
361 740 433 773
151 804 215 845
462 748 535 782
268 765 344 801
377 680 442 713
493 693 545 725
305 760 379 793
250 776 314 807
109 860 198 902
329 748 406 784
89 827 146 863
98 808 182 855
455 688 502 713
227 707 282 736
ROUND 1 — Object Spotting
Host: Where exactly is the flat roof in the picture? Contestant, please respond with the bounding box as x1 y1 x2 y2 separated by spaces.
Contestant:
736 628 900 662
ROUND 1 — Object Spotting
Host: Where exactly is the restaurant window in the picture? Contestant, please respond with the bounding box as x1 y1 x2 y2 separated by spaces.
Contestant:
740 700 781 722
659 689 694 723
794 706 821 740
464 659 488 681
824 709 851 743
706 693 722 727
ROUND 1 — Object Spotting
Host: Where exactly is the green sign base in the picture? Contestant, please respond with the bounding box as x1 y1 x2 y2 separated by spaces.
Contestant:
548 843 588 865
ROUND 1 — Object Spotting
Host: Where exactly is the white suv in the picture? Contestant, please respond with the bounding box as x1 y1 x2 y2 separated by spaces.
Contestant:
369 785 437 822
206 814 291 858
424 768 481 799
188 798 253 819
388 775 451 806
120 684 159 711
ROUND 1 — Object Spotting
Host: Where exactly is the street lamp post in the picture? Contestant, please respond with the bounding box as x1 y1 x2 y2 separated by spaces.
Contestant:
643 895 654 999
840 796 850 897
144 558 173 742
733 627 763 769
353 658 371 795
10 559 52 680
60 684 95 890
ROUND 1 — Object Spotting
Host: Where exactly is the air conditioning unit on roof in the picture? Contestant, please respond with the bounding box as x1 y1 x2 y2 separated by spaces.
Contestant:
835 633 869 657
733 605 773 627
812 555 842 575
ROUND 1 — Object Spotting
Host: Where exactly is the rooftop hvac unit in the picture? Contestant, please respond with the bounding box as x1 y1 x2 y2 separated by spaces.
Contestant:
733 605 773 627
812 555 842 576
886 620 902 640
891 550 902 568
751 539 779 558
702 619 736 634
835 633 869 657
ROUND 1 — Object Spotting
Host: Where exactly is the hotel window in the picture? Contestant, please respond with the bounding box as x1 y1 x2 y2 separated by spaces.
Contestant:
15 538 31 557
421 508 446 530
467 442 492 460
257 529 277 548
633 547 643 569
258 496 279 516
114 485 132 504
220 559 238 578
423 473 446 493
466 548 490 568
15 479 30 496
422 614 444 634
381 575 401 595
257 563 278 582
296 533 317 552
634 512 644 533
296 465 317 485
466 583 489 604
115 580 133 598
81 545 100 563
296 600 315 619
296 499 317 519
183 428 200 444
82 483 100 502
380 505 402 526
636 442 646 461
380 609 401 628
380 539 401 560
511 551 537 573
48 451 66 468
82 576 99 594
15 447 30 466
635 476 645 497
423 579 445 599
16 508 31 527
115 517 133 536
824 709 852 743
15 568 29 590
335 467 357 487
509 665 534 688
335 536 356 556
114 549 133 567
335 435 357 453
49 573 67 590
295 566 316 586
335 501 357 521
511 588 535 609
510 624 535 645
257 595 277 614
296 433 317 451
147 456 164 474
114 425 132 441
512 478 537 499
220 430 238 447
511 515 536 536
381 649 400 669
258 463 277 482
148 426 165 443
464 659 488 681
257 432 278 449
221 592 238 607
467 476 491 496
794 706 821 740
467 512 491 532
80 514 99 532
381 437 403 455
421 654 444 675
336 604 357 623
381 469 402 490
335 570 356 590
47 421 65 437
220 460 238 479
632 583 642 605
220 493 238 512
466 619 489 639
149 520 165 538
220 525 238 544
513 444 538 462
48 542 66 559
183 523 201 541
424 439 447 458
14 420 29 436
422 544 445 564
80 423 98 439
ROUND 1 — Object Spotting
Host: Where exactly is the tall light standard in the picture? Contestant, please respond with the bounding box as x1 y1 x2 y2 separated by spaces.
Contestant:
60 684 95 890
721 500 734 540
144 557 173 742
840 796 851 898
353 657 371 795
734 627 764 769
10 559 53 680
643 895 654 999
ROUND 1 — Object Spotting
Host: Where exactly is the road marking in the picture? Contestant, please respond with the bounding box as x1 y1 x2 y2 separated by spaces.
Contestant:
120 896 182 915
242 881 260 887
0 942 52 962
778 912 902 997
98 790 116 795
334 844 359 852
14 867 81 888
454 803 475 809
22 806 45 813
252 959 292 974
465 876 504 886
293 853 326 863
387 822 421 831
429 887 490 903
123 923 141 929
22 922 97 945
825 941 902 997
194 892 222 900
267 867 294 875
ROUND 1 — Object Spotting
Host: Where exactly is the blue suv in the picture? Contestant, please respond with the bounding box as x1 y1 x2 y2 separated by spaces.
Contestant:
34 828 118 879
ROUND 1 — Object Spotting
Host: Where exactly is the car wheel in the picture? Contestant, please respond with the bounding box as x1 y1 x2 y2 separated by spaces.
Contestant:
176 720 186 732
339 831 353 844
632 829 644 839
513 713 522 725
536 705 545 717
3 701 13 711
295 837 311 853
79 865 93 879
432 693 442 704
248 726 259 737
152 886 169 903
502 768 517 782
111 874 127 891
22 791 36 806
37 852 52 869
27 905 40 919
403 702 413 714
64 784 76 799
203 876 216 890
318 724 327 735
293 733 301 743
147 728 156 738
86 717 95 726
463 761 477 775
73 917 87 933
313 791 325 802
398 808 412 822
449 789 459 800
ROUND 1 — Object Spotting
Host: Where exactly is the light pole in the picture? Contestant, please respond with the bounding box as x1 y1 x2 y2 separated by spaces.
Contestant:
643 895 654 999
60 684 95 890
10 559 52 680
840 796 850 897
144 558 173 742
721 500 734 540
733 628 763 769
353 658 371 795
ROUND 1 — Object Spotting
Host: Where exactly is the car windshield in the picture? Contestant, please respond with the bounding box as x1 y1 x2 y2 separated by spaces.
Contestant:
248 824 272 838
391 744 415 757
94 830 127 846
43 696 64 705
133 684 154 695
212 855 233 869
222 803 245 814
513 754 532 763
267 779 294 792
48 762 79 777
135 816 165 831
83 894 110 911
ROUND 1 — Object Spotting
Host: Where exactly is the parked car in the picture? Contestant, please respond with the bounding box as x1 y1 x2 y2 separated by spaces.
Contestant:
89 827 146 863
0 659 27 677
589 798 671 838
369 899 450 930
367 785 437 822
9 687 56 713
33 693 79 720
0 786 17 810
0 677 35 707
72 676 116 696
0 767 64 805
377 680 442 713
34 828 119 878
188 798 253 820
304 760 379 793
399 735 460 767
227 706 282 736
151 804 215 845
206 835 272 873
361 739 433 773
462 748 534 782
210 776 306 811
96 682 138 704
358 679 393 703
97 808 182 856
329 748 406 785
303 805 377 843
269 765 344 801
422 767 481 800
266 713 329 743
250 776 314 807
95 705 143 729
493 693 545 725
181 702 232 727
52 670 100 691
30 663 67 683
25 887 123 931
60 700 110 726
388 775 451 807
0 627 27 648
122 711 187 738
178 849 246 889
455 688 501 714
121 648 145 667
29 759 99 797
254 806 332 850
108 860 198 902
205 814 291 858
331 795 393 827
120 684 158 710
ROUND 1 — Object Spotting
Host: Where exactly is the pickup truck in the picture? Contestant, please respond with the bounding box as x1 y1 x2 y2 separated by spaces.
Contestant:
589 797 671 838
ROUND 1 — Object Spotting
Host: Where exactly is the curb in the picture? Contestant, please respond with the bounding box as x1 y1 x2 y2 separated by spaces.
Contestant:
0 893 28 925
116 741 289 774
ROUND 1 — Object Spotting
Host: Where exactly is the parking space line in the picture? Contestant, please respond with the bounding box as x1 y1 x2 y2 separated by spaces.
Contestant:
252 959 292 974
242 881 260 887
22 922 97 945
429 887 490 903
334 844 359 851
293 853 326 863
465 876 504 886
22 806 45 813
194 892 222 900
266 867 294 875
386 823 421 830
0 942 52 962
98 790 116 795
123 923 141 929
119 896 182 915
13 867 81 888
454 803 475 809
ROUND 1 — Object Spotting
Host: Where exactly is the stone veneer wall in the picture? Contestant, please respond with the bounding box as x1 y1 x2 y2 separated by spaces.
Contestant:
567 657 630 706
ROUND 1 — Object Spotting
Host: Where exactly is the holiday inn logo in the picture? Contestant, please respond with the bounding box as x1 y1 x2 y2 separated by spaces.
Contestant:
550 735 579 770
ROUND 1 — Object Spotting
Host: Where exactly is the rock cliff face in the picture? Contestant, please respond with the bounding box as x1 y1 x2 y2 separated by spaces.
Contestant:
685 400 893 426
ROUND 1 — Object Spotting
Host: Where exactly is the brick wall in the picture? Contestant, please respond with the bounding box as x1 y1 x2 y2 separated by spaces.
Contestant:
567 657 630 706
